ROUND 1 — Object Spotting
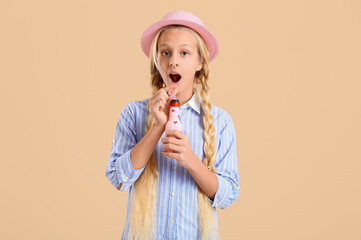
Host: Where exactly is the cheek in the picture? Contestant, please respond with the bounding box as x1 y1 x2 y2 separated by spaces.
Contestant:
187 59 200 72
158 58 169 70
156 60 167 74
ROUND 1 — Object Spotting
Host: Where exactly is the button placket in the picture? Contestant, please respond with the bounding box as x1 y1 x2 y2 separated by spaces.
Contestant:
168 162 177 236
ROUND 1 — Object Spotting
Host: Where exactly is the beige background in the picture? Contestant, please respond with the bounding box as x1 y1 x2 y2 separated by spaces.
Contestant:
1 0 360 239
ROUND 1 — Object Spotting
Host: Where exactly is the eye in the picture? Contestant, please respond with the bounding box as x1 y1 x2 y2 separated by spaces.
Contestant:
162 51 170 56
181 51 189 56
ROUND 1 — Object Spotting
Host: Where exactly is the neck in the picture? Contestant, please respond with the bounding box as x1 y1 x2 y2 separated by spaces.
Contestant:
178 90 194 106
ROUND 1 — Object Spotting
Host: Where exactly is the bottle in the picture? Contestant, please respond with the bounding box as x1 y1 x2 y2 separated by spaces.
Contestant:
165 99 183 133
164 99 183 153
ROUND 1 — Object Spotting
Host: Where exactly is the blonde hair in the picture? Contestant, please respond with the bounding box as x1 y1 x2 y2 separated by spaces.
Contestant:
127 25 217 240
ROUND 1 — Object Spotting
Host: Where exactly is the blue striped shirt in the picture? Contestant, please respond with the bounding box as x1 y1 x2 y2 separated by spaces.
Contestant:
105 90 240 240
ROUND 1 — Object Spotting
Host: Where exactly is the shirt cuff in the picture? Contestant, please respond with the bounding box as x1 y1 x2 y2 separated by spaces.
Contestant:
206 174 230 209
115 149 146 191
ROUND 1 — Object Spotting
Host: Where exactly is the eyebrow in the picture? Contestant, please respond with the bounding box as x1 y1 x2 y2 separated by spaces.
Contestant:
159 43 193 48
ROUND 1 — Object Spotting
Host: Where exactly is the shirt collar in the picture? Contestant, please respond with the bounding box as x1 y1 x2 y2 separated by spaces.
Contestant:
180 88 201 114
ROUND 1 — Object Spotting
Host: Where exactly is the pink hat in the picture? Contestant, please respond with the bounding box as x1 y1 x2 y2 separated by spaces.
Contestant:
140 11 219 62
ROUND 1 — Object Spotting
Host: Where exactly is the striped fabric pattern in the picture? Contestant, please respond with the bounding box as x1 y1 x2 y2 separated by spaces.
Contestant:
105 91 240 240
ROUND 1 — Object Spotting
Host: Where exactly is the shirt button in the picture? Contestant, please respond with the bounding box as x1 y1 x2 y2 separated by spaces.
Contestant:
170 219 174 223
112 139 115 143
173 166 177 170
171 192 175 196
124 176 129 180
215 203 218 206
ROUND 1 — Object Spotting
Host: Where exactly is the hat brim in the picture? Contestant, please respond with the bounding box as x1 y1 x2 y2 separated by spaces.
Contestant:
140 19 219 62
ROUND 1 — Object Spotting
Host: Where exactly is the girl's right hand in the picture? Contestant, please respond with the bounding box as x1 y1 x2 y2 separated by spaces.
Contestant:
148 85 178 128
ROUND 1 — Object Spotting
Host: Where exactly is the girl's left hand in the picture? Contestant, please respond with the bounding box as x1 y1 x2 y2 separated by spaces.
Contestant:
161 130 197 170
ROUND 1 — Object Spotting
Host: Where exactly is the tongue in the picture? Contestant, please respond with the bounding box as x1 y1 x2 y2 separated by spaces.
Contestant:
170 74 181 82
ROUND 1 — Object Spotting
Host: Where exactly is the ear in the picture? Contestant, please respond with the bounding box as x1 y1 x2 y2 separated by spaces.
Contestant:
196 61 203 72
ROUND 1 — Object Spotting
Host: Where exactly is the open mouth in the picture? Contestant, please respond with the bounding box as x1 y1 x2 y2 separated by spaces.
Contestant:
169 73 182 84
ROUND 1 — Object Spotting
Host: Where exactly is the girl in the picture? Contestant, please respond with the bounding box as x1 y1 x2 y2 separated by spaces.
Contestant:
105 11 240 240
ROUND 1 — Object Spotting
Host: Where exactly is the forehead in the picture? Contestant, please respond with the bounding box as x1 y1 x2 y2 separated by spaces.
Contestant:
158 29 197 48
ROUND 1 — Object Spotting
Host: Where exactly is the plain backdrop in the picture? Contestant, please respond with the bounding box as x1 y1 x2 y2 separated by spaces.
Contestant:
1 0 360 239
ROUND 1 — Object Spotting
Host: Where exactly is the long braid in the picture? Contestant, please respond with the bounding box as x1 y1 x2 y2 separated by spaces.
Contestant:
195 55 218 240
126 60 163 240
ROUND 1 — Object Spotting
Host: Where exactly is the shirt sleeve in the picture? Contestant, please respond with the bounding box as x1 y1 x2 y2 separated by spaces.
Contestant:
105 102 146 191
207 112 241 209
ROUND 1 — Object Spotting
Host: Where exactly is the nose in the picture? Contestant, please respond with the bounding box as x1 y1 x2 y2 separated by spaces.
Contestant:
169 55 178 67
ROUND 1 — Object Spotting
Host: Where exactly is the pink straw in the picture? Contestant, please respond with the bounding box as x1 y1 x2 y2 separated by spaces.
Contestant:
168 89 176 99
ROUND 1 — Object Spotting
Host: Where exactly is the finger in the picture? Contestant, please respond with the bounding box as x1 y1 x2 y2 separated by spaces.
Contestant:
150 93 166 106
156 98 165 109
160 94 167 105
161 136 182 146
163 98 172 113
162 90 169 102
165 130 183 139
162 143 182 152
158 100 165 110
172 87 179 97
160 88 172 100
156 89 169 105
149 93 162 105
150 99 165 112
161 150 178 159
